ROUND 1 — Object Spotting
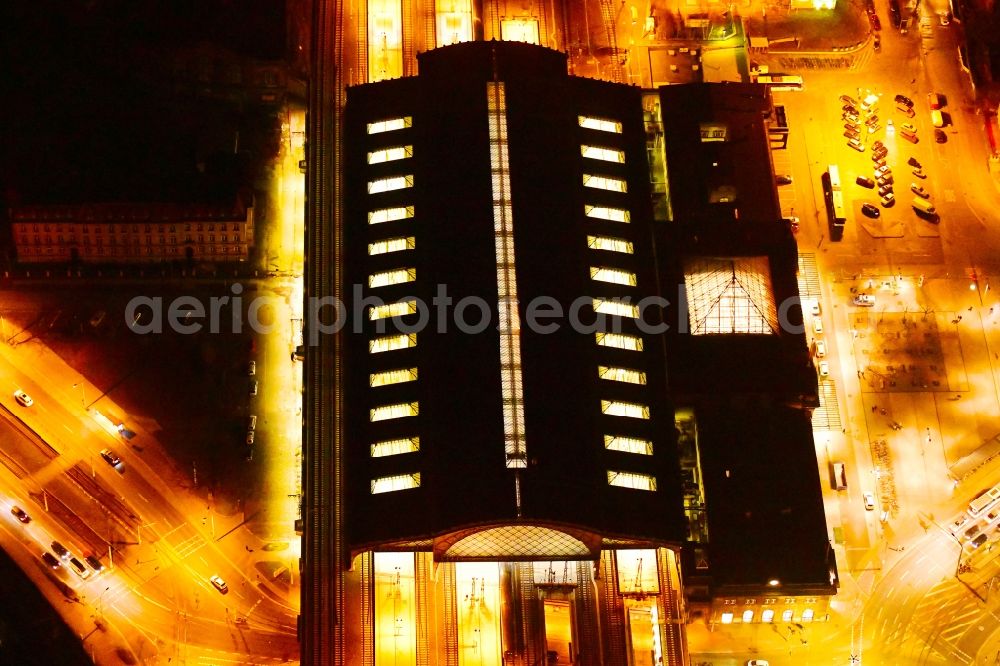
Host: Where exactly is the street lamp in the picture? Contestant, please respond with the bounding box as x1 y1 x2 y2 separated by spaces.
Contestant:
98 585 110 622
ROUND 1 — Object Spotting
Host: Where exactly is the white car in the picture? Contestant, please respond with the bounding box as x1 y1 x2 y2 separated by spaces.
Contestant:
809 301 821 317
815 340 827 358
951 516 970 534
863 492 876 510
747 660 771 666
13 390 33 407
853 294 876 307
210 575 229 594
247 361 256 376
813 318 824 335
818 361 830 378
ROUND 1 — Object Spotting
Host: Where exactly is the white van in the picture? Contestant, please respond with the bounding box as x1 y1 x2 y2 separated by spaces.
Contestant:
912 197 937 215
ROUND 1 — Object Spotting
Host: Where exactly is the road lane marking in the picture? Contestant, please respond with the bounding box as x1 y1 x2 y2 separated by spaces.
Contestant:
136 493 149 503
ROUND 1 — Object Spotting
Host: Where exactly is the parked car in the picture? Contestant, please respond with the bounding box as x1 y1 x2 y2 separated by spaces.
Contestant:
13 390 33 407
931 109 944 127
85 555 104 573
877 175 894 187
210 574 229 594
250 380 258 396
911 183 930 198
813 318 824 335
896 104 916 118
971 533 989 549
863 492 877 510
848 138 865 152
900 122 917 134
247 361 256 376
899 130 919 144
912 168 926 178
928 92 944 109
844 128 860 140
853 294 876 306
246 431 255 446
872 148 888 161
875 165 892 178
41 552 61 569
881 192 896 207
856 175 876 188
818 361 830 378
10 506 30 523
248 415 257 431
878 184 893 197
775 174 793 185
68 557 90 579
100 449 123 469
840 94 858 106
964 524 981 541
908 157 922 168
815 340 827 357
952 516 970 533
934 129 947 143
895 94 914 107
51 541 71 560
861 203 881 218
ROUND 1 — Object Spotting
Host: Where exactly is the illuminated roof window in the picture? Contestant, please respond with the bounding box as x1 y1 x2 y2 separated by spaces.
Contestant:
367 145 413 164
721 612 734 624
369 206 414 224
604 435 653 455
583 174 627 193
370 402 419 422
369 333 416 353
367 117 412 134
368 236 415 256
590 266 636 286
684 257 778 334
371 437 420 458
585 205 630 222
593 298 638 318
607 470 657 491
369 267 415 288
581 145 625 163
370 300 417 321
368 175 414 194
761 609 775 623
371 472 421 494
598 366 646 384
601 400 650 419
370 368 418 387
578 115 622 133
742 610 754 623
802 609 814 622
588 235 633 254
782 610 793 622
595 332 643 351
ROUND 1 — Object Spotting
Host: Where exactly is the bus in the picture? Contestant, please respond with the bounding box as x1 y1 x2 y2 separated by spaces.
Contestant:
821 165 847 228
756 75 804 92
969 484 1000 517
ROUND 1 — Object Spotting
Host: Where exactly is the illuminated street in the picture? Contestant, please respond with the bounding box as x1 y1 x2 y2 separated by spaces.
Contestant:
6 0 1000 662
